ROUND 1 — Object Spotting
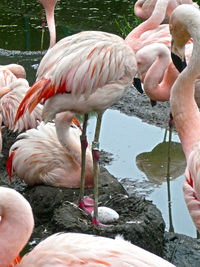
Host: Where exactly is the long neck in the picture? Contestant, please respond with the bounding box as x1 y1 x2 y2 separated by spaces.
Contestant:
45 5 56 48
170 28 200 160
125 0 169 50
0 189 34 266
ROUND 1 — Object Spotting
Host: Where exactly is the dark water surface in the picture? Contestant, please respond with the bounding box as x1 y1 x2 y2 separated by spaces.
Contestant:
0 0 197 238
0 0 134 50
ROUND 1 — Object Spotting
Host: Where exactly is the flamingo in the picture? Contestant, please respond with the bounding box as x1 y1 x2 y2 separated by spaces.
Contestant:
7 111 94 189
126 0 196 94
135 43 178 104
134 0 196 22
1 186 175 267
0 64 26 93
14 30 137 225
169 4 200 232
125 0 198 54
0 79 42 154
135 42 200 106
0 78 42 132
126 0 173 53
38 0 57 49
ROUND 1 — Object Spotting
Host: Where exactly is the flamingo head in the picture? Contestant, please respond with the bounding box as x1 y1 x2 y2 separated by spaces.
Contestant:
169 4 197 61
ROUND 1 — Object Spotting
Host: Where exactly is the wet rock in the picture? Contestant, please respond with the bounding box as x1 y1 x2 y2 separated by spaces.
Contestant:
163 232 200 267
14 166 165 257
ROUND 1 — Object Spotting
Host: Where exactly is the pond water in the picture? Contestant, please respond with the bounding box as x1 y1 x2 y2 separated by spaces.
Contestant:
0 0 197 238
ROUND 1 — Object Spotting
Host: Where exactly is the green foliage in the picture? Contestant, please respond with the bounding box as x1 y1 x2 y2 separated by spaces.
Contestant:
195 0 200 6
115 5 142 38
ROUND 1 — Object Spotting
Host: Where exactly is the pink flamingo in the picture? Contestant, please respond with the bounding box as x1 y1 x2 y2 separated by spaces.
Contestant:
125 0 197 54
126 0 172 53
170 4 200 232
0 64 26 96
38 0 57 48
14 30 137 225
135 42 200 106
0 78 42 132
0 79 42 154
134 0 195 22
7 111 94 188
135 43 178 103
1 186 175 267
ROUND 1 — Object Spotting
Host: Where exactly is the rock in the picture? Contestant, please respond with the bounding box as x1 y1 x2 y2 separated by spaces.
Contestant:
6 166 166 257
163 232 200 267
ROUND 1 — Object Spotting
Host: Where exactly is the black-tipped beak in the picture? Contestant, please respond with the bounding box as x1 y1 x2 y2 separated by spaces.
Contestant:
150 99 157 107
133 77 143 94
171 52 187 73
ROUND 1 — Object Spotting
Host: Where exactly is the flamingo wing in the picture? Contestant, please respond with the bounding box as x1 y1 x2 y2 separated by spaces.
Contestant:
15 31 136 121
0 79 42 132
0 68 17 88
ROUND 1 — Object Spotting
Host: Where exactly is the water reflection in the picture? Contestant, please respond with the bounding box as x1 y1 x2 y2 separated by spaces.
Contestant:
136 141 186 185
136 130 186 233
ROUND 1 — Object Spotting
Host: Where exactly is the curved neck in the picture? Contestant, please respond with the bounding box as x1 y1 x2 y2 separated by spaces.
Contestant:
143 48 172 101
55 112 82 163
126 0 169 48
0 188 34 266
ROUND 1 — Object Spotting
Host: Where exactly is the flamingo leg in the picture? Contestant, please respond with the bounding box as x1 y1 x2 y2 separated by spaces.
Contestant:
78 114 95 213
92 113 103 225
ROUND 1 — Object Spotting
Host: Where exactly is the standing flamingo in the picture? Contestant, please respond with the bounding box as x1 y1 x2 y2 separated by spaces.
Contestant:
7 111 94 188
14 31 137 225
169 4 200 232
1 186 175 267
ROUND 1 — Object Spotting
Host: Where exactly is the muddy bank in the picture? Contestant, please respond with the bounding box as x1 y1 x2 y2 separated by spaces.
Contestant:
112 85 171 129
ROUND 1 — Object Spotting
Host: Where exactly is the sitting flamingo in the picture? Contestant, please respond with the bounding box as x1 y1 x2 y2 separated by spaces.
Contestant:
0 79 42 154
0 64 26 96
1 186 175 266
7 111 94 189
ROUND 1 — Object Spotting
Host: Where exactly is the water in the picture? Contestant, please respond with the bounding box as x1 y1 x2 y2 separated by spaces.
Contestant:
0 0 196 238
87 110 196 238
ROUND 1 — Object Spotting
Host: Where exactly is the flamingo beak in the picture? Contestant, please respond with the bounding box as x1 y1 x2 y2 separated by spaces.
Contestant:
171 51 187 73
72 117 82 131
133 77 143 94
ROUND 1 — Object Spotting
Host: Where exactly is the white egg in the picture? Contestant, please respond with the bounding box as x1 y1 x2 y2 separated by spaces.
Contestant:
92 207 119 224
